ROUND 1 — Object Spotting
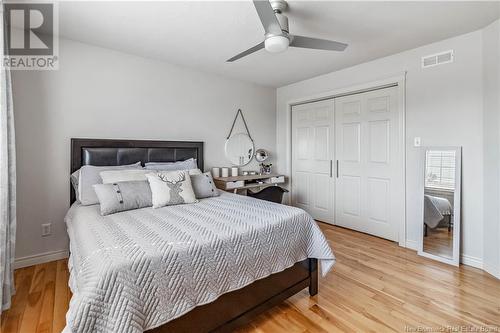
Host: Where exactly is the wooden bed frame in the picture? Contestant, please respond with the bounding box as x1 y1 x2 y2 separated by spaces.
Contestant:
70 138 318 333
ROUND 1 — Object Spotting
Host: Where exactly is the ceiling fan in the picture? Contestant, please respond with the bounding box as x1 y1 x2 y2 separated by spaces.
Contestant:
227 0 348 62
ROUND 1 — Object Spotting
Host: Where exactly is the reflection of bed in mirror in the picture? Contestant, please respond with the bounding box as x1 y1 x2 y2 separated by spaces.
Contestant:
419 147 461 266
423 192 453 259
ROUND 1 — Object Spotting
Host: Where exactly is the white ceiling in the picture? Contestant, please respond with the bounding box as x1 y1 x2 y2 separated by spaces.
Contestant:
57 1 500 87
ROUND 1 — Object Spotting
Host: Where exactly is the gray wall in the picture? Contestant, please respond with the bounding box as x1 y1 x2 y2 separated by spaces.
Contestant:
12 38 276 260
482 19 500 278
276 30 485 265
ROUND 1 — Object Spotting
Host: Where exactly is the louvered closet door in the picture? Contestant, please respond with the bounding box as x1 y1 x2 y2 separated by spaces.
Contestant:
291 100 334 224
334 86 401 241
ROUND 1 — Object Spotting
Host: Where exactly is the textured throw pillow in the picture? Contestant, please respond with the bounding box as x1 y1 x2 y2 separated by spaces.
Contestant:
145 158 198 171
191 172 219 199
146 170 197 208
78 162 142 206
100 169 151 184
93 181 152 216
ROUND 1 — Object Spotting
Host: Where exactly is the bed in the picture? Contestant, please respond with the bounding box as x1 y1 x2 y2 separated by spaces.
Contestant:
424 194 453 234
65 138 335 333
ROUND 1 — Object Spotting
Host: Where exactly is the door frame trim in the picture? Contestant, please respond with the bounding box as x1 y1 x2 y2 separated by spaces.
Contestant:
286 73 407 248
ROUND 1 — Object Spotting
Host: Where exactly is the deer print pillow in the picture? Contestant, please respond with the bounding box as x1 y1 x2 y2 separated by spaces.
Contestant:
146 170 198 208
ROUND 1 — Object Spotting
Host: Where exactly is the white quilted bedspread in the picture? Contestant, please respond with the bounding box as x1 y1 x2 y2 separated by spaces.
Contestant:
64 192 335 333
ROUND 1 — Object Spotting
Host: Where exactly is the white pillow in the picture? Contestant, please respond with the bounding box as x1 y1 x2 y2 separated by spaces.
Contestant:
100 169 151 184
145 158 198 171
100 168 202 184
77 162 142 205
146 170 197 208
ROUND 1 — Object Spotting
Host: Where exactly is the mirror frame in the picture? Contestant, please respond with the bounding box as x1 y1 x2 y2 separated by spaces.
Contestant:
224 133 255 166
418 146 462 266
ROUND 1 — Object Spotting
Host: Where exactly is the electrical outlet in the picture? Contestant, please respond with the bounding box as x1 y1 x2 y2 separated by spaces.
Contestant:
41 223 51 237
414 137 421 147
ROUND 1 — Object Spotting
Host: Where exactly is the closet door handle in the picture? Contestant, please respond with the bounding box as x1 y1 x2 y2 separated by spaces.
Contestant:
336 160 339 178
329 160 333 177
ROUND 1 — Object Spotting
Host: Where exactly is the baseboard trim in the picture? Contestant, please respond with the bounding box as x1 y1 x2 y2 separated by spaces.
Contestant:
460 254 483 269
485 265 500 279
14 249 69 269
405 239 418 251
405 240 484 270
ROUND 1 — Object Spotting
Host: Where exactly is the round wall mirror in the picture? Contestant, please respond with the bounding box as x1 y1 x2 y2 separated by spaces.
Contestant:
255 149 269 163
225 133 255 166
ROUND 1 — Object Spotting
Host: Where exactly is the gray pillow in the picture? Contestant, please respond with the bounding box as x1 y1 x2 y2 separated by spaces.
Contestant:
191 172 219 199
145 158 197 171
70 170 80 197
93 181 152 216
78 162 142 206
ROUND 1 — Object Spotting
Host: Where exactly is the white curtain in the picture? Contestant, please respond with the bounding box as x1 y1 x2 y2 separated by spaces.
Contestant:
0 0 17 312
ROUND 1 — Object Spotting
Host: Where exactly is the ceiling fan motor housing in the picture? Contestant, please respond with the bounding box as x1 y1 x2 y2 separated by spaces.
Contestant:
270 0 288 13
270 0 289 33
275 13 289 33
265 0 289 53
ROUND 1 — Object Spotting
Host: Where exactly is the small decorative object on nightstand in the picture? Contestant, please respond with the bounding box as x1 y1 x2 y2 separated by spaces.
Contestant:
260 163 272 175
212 167 220 178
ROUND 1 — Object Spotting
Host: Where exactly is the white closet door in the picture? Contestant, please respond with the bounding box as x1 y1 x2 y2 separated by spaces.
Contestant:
334 86 402 241
291 100 334 223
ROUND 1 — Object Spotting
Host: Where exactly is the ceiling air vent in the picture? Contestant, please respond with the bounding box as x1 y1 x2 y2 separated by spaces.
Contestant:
421 50 454 69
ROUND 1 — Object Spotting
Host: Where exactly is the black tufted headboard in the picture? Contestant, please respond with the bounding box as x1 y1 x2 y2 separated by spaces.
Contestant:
70 138 204 203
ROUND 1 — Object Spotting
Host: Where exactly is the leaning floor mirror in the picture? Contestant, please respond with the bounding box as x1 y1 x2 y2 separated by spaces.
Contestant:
418 147 461 266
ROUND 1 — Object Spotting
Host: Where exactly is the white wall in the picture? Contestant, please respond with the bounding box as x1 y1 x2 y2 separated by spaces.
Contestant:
276 31 485 265
482 19 500 278
12 38 276 261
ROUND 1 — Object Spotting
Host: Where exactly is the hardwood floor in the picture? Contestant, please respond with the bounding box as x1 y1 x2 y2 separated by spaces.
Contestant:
2 223 499 332
1 260 71 333
423 227 453 259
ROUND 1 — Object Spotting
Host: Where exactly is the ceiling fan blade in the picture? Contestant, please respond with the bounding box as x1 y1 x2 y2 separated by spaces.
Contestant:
253 0 283 36
227 41 265 62
290 35 348 51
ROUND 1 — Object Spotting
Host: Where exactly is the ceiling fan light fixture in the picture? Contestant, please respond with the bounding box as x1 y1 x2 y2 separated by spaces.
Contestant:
265 35 289 53
226 0 348 62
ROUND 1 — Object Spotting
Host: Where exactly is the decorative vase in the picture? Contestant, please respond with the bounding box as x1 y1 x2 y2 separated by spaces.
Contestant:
260 163 272 175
